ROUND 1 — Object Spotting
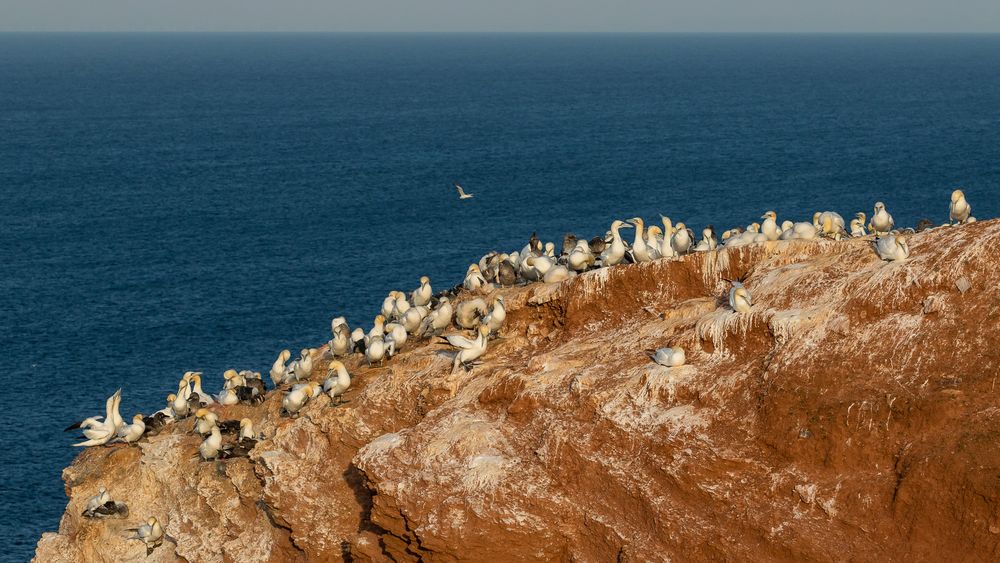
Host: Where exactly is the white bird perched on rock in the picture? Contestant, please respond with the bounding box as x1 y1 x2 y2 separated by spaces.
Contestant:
215 387 240 406
365 335 386 367
441 324 491 373
728 281 752 313
401 305 427 334
455 297 489 329
82 486 128 518
126 516 172 556
670 223 693 256
188 373 214 406
291 348 313 382
874 234 910 261
329 323 352 357
420 297 453 336
693 226 717 252
483 296 506 334
761 211 781 241
649 347 686 367
117 414 146 446
269 349 292 386
198 424 228 461
567 240 596 271
282 382 320 417
779 221 818 241
72 389 123 447
850 213 867 237
411 276 433 306
870 202 894 235
463 264 488 291
323 360 351 406
380 292 397 320
628 217 652 263
238 418 258 444
193 408 219 436
950 189 972 224
385 322 408 356
646 225 663 259
600 219 633 266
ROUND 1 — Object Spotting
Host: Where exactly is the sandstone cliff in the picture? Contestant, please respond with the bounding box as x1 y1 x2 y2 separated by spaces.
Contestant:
35 220 1000 562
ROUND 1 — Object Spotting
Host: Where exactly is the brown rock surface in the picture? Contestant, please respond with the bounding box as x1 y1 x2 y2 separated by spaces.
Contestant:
34 220 1000 562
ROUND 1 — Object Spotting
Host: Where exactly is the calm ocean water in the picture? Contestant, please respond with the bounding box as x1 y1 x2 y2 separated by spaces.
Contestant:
2 33 999 560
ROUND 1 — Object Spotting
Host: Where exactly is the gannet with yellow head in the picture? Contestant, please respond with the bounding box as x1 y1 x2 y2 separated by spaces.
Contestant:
950 189 971 224
323 360 351 406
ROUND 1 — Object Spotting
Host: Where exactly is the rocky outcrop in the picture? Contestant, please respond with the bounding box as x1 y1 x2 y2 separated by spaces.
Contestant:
35 220 1000 562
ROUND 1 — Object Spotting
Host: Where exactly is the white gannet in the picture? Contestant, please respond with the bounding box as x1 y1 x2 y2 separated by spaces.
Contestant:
600 220 633 266
950 189 971 224
198 425 224 461
391 292 410 321
385 322 408 356
420 297 453 336
221 369 244 390
117 414 146 446
544 241 556 258
568 240 596 271
323 360 352 406
454 181 474 199
366 315 386 343
779 221 818 241
73 389 123 447
193 408 218 436
282 382 320 416
84 487 112 515
380 292 397 320
850 213 867 237
401 306 427 334
411 276 432 306
815 211 846 240
330 324 352 356
646 225 663 259
463 264 488 291
870 202 894 235
66 388 120 439
693 226 717 252
649 347 686 367
874 234 910 261
728 281 752 313
82 486 128 518
269 349 292 386
292 348 313 382
170 382 191 418
659 218 677 258
628 217 652 263
127 516 170 556
442 324 490 373
483 296 506 334
215 387 240 406
761 211 780 241
365 335 386 367
238 418 258 444
670 223 693 256
189 373 214 406
455 298 488 329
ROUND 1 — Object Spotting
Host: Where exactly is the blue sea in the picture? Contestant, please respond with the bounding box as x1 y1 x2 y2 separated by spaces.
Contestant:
2 33 999 560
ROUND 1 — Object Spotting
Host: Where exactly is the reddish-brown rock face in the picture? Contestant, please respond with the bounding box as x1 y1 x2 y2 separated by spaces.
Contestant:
35 220 1000 562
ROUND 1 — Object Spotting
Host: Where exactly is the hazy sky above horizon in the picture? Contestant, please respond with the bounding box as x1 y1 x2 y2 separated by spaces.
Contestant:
1 0 997 32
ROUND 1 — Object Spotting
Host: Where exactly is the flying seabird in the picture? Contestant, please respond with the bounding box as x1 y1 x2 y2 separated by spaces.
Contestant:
454 182 474 199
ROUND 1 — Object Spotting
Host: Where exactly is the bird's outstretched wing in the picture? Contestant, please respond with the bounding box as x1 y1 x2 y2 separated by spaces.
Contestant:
440 333 475 349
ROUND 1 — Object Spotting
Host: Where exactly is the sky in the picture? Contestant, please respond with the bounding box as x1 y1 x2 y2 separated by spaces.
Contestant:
0 0 997 32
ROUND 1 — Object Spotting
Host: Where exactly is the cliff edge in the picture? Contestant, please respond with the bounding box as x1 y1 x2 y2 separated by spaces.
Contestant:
35 220 1000 562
